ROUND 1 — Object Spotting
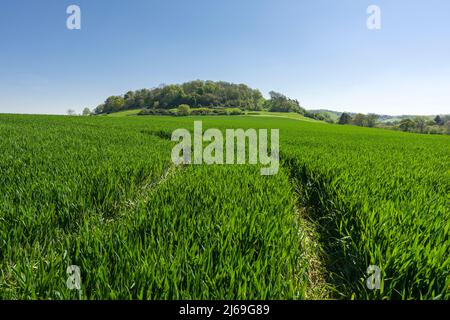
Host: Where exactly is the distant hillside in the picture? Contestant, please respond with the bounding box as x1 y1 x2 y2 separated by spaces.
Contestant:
377 115 435 123
308 109 449 123
307 109 342 121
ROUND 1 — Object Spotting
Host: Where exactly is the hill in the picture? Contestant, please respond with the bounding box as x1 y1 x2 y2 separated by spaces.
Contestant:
93 80 304 115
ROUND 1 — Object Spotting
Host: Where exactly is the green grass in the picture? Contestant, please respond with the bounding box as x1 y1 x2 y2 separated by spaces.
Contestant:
246 111 322 123
105 109 141 117
0 115 311 299
0 114 449 300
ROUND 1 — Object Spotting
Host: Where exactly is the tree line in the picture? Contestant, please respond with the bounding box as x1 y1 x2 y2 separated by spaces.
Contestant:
338 112 450 135
92 80 305 115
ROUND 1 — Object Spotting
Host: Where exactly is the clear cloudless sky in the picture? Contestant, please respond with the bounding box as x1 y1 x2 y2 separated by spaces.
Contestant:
0 0 449 115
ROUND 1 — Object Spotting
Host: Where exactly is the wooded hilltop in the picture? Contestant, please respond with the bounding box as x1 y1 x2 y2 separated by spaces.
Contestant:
93 80 304 115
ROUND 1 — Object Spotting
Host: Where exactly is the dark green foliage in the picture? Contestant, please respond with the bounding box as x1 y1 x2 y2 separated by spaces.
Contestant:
391 117 450 135
138 108 175 116
190 108 214 116
138 107 243 117
338 112 352 125
95 80 265 114
434 115 444 126
351 113 379 128
304 111 335 123
265 91 305 114
398 119 416 132
177 104 191 116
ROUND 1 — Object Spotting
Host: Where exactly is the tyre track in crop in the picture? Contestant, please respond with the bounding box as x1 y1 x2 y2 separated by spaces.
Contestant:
293 199 331 299
281 152 365 299
281 155 335 299
98 127 333 298
132 128 333 298
114 129 333 299
115 129 179 217
67 129 179 229
139 123 333 298
120 164 179 215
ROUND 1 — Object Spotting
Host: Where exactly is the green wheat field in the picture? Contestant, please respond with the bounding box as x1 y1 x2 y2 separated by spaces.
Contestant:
0 113 449 300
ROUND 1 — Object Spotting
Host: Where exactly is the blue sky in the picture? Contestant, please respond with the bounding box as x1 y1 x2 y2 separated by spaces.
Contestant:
0 0 449 115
